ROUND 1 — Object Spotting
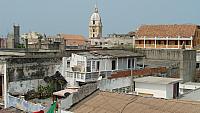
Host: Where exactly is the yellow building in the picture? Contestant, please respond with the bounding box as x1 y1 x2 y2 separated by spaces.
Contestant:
89 5 102 39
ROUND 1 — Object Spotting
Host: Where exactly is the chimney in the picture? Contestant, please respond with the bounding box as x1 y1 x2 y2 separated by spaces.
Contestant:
38 35 42 49
64 39 66 50
13 24 20 48
25 38 28 51
38 38 41 49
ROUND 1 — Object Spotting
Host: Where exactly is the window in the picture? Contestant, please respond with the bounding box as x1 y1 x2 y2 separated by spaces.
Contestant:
93 20 95 24
95 42 98 45
93 34 95 37
100 42 102 45
139 40 144 44
132 59 135 68
112 60 116 70
93 29 95 32
67 60 70 68
175 41 178 45
92 61 96 71
81 74 84 79
87 61 91 72
169 40 177 45
128 59 134 69
128 59 131 68
97 61 100 71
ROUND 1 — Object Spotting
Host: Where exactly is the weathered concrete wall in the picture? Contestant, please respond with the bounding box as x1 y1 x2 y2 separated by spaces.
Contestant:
7 57 62 82
99 76 132 92
181 50 196 82
135 48 184 60
8 79 46 95
60 83 97 110
134 49 196 82
5 57 63 95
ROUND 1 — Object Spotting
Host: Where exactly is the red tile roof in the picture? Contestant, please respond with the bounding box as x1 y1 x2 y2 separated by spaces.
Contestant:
110 67 167 79
136 24 197 38
60 34 86 46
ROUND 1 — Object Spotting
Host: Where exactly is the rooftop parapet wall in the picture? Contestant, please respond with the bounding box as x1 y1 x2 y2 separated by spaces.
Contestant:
134 48 195 61
133 48 196 82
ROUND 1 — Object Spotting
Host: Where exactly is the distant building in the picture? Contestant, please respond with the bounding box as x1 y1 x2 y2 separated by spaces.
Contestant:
59 34 86 49
20 32 64 50
13 25 20 48
20 32 42 45
90 32 135 48
7 33 14 48
0 37 7 48
135 24 200 49
89 5 102 39
6 25 21 48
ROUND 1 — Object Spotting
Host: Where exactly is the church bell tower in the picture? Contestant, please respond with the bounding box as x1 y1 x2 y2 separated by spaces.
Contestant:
89 5 102 39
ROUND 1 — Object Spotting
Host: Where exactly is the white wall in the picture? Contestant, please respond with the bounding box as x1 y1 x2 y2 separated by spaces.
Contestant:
196 53 200 62
99 76 132 91
70 54 86 72
62 55 86 87
166 84 173 99
135 82 171 99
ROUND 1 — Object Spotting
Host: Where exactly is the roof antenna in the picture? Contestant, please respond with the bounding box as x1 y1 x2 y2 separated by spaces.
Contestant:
94 0 98 13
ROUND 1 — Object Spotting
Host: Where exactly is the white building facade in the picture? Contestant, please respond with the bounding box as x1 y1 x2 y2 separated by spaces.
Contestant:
62 50 144 87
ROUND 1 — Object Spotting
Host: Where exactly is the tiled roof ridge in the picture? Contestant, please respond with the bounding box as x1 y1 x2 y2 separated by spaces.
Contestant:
136 24 198 38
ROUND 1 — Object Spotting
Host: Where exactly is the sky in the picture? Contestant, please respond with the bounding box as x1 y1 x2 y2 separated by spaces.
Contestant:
0 0 199 38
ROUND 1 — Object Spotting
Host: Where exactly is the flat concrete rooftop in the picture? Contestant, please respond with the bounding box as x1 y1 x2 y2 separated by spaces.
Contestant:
134 76 181 85
77 50 144 59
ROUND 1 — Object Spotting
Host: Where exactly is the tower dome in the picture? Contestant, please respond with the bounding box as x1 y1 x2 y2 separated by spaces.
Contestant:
90 7 101 21
89 5 103 39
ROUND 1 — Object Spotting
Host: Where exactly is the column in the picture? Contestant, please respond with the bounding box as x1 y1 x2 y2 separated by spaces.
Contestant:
116 58 119 70
127 58 129 69
178 36 180 48
90 60 93 72
166 37 168 48
4 63 7 108
134 58 137 69
191 37 193 48
155 37 157 48
104 59 107 71
62 57 66 77
142 57 145 69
